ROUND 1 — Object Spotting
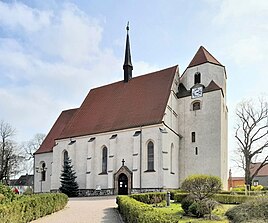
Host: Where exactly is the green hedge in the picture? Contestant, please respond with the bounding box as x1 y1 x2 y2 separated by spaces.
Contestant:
117 195 176 223
130 192 166 204
0 193 68 223
212 194 257 204
226 197 268 223
174 193 188 203
174 193 258 204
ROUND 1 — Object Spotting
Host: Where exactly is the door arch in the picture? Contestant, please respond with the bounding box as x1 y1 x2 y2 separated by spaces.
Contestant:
118 173 128 195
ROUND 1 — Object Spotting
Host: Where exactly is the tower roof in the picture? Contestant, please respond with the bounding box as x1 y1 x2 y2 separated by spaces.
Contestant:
187 46 222 68
123 22 133 82
123 23 133 67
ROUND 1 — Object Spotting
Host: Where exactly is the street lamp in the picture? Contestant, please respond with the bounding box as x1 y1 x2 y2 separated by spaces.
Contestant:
35 163 47 193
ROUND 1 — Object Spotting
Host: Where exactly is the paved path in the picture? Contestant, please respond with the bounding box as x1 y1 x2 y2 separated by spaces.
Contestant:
31 196 123 223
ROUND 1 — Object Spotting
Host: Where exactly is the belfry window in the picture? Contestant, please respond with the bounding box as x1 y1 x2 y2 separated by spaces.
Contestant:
192 132 196 142
193 102 201 111
102 147 108 173
194 72 201 84
147 141 154 171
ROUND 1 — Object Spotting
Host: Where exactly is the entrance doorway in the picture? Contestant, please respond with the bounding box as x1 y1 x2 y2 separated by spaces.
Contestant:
118 173 128 195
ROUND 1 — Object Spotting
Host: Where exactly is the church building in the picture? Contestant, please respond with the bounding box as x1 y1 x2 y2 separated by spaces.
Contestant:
34 26 228 195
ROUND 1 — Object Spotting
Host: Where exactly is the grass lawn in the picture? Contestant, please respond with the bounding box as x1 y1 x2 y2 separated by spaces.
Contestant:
154 202 235 223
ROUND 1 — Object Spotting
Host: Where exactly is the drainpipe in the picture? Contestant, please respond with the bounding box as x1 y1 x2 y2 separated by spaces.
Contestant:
140 126 142 192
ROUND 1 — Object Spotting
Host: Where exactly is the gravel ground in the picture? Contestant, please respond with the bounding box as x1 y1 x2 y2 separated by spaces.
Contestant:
31 196 123 223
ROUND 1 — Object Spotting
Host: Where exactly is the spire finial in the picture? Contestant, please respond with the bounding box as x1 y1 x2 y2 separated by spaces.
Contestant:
126 21 129 33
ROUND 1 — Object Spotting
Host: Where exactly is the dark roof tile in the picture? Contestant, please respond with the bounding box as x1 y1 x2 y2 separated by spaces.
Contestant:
35 109 78 154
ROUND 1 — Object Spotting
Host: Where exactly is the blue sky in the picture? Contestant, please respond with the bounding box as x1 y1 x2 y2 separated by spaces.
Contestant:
0 0 268 176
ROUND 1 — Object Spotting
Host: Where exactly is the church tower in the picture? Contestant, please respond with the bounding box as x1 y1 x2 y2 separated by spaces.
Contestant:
177 46 228 189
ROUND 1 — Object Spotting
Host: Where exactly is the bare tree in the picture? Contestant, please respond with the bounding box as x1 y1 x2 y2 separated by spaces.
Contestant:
20 133 46 173
235 99 268 189
0 120 21 184
23 133 46 160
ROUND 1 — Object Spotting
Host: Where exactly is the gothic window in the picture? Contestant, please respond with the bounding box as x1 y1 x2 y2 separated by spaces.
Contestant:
192 132 196 142
41 162 46 181
102 147 107 173
193 101 201 111
194 72 201 84
147 141 154 171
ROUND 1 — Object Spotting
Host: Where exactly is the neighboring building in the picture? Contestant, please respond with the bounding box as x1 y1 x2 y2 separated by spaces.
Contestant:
9 174 34 194
250 163 268 187
34 27 228 195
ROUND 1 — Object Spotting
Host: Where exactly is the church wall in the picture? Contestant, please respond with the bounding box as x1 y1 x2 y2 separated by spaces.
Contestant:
162 90 181 189
34 152 53 193
177 90 224 186
50 124 169 193
221 95 228 189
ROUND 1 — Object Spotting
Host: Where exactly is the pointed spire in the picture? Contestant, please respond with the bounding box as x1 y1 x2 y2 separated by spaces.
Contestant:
188 46 222 68
123 22 133 82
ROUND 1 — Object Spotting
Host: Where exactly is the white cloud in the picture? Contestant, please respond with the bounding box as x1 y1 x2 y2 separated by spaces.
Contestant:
214 0 268 23
0 2 51 32
0 1 156 143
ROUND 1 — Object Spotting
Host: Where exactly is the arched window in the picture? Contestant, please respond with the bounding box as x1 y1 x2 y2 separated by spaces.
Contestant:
41 162 46 181
194 72 201 84
63 150 68 164
193 101 201 111
147 141 154 171
102 147 107 173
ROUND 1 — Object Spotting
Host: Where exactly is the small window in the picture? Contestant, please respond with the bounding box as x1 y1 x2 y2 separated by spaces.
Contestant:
102 147 108 173
147 141 154 171
41 162 46 181
194 72 201 84
192 132 196 143
195 147 198 155
170 144 174 173
193 102 201 111
63 150 68 164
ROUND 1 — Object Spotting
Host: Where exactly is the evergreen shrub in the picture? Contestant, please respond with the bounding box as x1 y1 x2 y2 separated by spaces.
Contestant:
226 197 268 223
181 195 195 214
0 193 68 223
116 195 176 223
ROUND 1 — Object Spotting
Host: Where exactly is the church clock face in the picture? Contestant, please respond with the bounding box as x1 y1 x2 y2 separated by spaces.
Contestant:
192 86 203 99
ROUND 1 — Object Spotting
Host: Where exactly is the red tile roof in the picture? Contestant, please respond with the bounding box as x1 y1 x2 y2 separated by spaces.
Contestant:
250 163 268 176
187 46 222 68
34 108 78 154
59 65 178 139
